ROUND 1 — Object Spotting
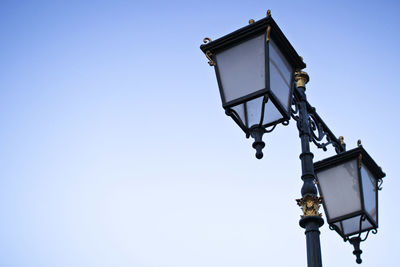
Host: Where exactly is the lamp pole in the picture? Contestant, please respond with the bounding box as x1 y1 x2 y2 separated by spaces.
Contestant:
294 70 324 267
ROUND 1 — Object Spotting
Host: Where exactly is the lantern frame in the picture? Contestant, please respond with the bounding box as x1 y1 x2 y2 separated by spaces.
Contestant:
314 146 385 239
200 15 305 134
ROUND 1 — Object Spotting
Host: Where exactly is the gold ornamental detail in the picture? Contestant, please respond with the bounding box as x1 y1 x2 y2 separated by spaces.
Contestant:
339 136 345 145
358 140 363 168
357 139 362 146
294 70 309 88
202 38 215 66
296 194 323 218
205 51 215 66
266 25 271 43
203 37 212 44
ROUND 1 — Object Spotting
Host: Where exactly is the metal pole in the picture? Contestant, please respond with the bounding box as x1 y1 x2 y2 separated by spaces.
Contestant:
294 70 324 267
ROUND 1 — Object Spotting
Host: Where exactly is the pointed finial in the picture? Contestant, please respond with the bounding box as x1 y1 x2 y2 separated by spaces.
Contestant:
339 136 345 145
267 10 271 17
357 140 362 147
349 237 363 264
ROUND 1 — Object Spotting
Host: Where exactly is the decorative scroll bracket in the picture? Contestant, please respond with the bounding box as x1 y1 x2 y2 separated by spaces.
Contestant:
291 85 346 154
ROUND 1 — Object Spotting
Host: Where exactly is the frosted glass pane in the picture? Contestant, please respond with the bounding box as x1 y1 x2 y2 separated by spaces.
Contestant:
341 215 373 236
316 159 361 220
341 216 359 235
216 35 265 103
246 97 263 127
262 99 283 126
361 164 377 223
231 104 246 126
245 96 283 128
269 39 293 112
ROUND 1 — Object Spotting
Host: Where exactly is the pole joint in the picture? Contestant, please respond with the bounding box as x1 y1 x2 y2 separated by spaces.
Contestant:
294 70 309 88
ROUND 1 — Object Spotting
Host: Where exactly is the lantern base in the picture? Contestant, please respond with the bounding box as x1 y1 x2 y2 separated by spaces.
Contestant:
349 237 363 264
249 126 266 159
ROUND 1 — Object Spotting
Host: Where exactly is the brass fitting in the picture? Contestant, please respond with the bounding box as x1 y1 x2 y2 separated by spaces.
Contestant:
294 70 309 88
339 136 345 145
296 194 322 218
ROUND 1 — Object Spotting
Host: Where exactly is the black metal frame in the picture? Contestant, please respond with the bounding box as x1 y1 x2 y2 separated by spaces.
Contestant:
330 212 376 238
200 16 304 136
314 146 385 238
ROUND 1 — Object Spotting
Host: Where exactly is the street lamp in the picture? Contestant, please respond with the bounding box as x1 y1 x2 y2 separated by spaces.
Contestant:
200 10 385 267
314 143 385 263
200 10 305 159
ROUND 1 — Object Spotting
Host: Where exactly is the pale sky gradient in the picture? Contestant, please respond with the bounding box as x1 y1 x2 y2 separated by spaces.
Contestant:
0 1 399 266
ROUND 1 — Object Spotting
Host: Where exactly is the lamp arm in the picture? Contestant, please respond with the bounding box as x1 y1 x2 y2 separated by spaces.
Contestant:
291 86 346 155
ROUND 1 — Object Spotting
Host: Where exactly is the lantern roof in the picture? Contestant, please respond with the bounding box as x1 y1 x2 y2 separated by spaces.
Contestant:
200 15 306 70
314 146 386 180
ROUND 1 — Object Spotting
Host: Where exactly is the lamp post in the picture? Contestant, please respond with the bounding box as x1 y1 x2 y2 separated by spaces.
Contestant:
200 10 385 266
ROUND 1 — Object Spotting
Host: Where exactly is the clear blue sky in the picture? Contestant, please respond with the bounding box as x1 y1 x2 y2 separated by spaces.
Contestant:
0 0 399 266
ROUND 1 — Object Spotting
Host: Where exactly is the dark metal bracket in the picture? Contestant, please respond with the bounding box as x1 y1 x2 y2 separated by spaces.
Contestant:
291 86 346 155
